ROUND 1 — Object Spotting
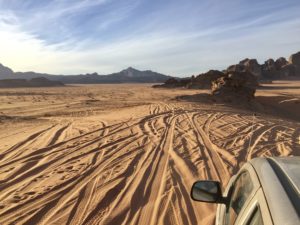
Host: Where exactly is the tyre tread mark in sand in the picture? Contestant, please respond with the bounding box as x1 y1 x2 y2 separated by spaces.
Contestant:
148 115 177 225
189 113 229 182
0 125 56 161
0 102 299 225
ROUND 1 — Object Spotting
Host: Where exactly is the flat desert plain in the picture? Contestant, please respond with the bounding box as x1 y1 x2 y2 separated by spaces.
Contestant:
0 81 300 225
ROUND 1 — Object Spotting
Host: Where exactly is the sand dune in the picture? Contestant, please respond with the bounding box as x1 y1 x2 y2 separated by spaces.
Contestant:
0 83 299 225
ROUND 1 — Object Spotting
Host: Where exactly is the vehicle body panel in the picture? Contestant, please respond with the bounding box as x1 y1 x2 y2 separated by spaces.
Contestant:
213 157 300 225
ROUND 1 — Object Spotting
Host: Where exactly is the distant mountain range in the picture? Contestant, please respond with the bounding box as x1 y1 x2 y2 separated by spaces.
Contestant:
0 64 174 84
0 77 64 88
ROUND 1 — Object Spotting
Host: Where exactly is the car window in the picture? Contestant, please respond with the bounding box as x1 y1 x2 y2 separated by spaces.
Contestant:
226 171 254 225
246 207 263 225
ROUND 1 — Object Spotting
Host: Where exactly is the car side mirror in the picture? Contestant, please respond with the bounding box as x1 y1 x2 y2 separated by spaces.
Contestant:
191 181 224 203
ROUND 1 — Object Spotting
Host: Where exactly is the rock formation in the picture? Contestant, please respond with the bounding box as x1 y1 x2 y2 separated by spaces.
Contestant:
289 52 300 75
263 59 277 71
227 58 262 79
227 64 246 73
155 70 224 89
275 57 288 70
211 71 258 102
152 77 191 88
280 64 296 77
225 51 300 80
289 52 300 65
261 58 280 78
156 50 300 91
261 53 300 78
187 70 224 89
240 58 262 78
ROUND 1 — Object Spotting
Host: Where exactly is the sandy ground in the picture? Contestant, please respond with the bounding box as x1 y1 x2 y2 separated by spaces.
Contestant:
0 82 299 225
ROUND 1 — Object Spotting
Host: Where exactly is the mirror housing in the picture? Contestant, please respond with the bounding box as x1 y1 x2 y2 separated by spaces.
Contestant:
191 180 225 203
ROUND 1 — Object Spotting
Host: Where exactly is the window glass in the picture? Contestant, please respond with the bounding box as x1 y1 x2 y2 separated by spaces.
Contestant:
247 207 263 225
226 171 254 225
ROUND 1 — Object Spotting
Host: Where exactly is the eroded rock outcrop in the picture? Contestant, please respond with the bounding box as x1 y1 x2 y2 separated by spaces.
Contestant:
226 51 300 80
154 70 224 89
261 58 281 78
288 52 300 76
227 64 246 73
280 64 297 77
262 54 300 78
227 58 262 79
211 71 258 102
152 77 191 88
275 57 288 70
240 58 262 78
187 70 224 89
155 50 300 90
289 52 300 65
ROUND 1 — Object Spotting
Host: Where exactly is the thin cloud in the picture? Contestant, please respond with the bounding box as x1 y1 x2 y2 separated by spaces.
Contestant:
0 0 299 76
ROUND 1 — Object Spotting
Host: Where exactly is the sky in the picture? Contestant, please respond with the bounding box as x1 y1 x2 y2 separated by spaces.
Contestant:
0 0 300 76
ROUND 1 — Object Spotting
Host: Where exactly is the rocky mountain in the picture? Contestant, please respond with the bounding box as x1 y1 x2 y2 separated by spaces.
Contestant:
227 59 262 78
82 67 174 83
155 50 300 90
227 51 300 80
0 63 14 79
0 65 173 84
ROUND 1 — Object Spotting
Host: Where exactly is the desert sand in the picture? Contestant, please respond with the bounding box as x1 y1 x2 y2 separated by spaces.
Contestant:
0 82 299 225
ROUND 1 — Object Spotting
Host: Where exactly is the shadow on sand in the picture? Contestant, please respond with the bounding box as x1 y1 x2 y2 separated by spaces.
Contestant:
258 86 300 90
176 93 300 123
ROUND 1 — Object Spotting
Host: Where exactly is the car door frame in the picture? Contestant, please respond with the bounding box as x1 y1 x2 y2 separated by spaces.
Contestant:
215 162 262 225
235 188 273 225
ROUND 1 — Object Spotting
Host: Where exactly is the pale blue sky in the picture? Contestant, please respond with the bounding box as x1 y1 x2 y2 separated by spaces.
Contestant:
0 0 299 76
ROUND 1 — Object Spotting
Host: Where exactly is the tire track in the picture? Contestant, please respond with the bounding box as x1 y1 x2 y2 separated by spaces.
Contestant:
1 102 299 225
